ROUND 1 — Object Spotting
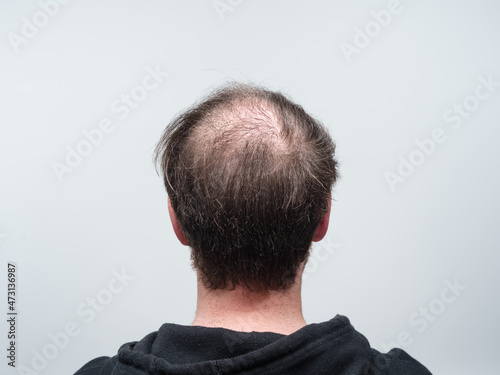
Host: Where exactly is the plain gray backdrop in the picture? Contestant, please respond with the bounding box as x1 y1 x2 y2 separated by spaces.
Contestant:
1 0 499 374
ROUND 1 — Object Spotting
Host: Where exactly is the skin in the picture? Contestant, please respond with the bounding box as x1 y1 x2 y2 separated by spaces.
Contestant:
168 197 331 335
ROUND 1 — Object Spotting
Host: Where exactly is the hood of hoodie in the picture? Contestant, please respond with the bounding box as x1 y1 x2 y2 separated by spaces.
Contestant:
77 315 432 375
111 315 375 374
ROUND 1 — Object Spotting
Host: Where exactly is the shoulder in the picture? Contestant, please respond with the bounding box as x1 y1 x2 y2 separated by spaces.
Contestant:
74 355 118 375
366 348 432 375
74 331 158 374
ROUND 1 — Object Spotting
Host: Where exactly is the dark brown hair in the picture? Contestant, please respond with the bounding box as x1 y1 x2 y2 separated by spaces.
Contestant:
154 83 338 293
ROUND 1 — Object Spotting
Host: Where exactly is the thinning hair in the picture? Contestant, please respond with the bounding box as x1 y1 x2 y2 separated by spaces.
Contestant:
154 83 338 293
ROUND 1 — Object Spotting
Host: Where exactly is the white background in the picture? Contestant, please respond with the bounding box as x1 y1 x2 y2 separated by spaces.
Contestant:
1 0 499 374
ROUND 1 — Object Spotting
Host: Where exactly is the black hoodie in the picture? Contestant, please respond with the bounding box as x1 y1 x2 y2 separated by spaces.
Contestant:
75 315 432 374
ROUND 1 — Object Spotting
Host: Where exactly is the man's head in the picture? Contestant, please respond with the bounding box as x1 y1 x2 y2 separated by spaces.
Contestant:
154 83 338 293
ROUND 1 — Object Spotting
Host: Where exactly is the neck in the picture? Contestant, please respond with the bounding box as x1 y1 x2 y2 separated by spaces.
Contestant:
191 267 306 335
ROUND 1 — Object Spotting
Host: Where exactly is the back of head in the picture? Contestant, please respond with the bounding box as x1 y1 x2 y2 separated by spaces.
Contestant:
155 83 338 293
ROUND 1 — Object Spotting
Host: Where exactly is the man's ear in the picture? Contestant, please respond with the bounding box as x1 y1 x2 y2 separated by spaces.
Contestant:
312 198 331 242
168 197 189 246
